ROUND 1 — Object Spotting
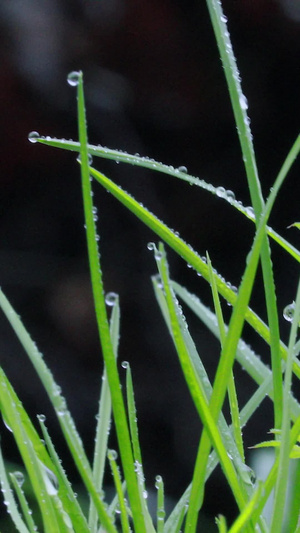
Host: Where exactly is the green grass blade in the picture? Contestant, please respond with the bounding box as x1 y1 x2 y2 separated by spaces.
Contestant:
107 450 130 533
34 135 300 263
0 288 117 533
75 71 146 533
124 363 156 533
154 244 248 513
89 295 120 532
0 445 30 533
172 281 300 412
9 472 37 533
152 274 254 487
0 369 62 533
38 417 90 533
270 275 300 532
227 482 264 533
206 252 244 461
88 164 300 385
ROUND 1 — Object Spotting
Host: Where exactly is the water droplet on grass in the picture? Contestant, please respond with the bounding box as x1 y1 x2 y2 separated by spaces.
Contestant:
147 242 155 251
121 361 129 369
239 94 248 110
37 414 46 423
67 71 80 86
107 449 118 461
105 292 118 306
28 131 40 143
225 189 235 201
178 165 188 173
216 186 226 198
13 472 24 487
283 302 295 322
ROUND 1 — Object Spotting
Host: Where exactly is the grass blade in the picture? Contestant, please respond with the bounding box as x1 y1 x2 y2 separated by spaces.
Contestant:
88 294 120 532
0 445 30 533
75 71 146 533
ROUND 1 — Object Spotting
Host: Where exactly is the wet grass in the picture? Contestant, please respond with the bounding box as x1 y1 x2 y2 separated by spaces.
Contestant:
1 0 300 531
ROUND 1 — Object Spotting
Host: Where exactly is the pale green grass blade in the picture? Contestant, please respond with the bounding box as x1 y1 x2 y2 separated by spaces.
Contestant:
152 274 254 486
9 472 37 533
154 244 249 513
0 288 116 533
0 369 64 533
185 253 246 533
0 445 30 533
37 417 89 533
75 71 146 533
107 450 130 533
270 274 300 532
288 461 300 533
172 281 300 402
124 363 156 533
154 475 165 533
89 295 120 532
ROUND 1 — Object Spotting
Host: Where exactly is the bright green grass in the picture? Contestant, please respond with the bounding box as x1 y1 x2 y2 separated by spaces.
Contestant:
1 0 300 531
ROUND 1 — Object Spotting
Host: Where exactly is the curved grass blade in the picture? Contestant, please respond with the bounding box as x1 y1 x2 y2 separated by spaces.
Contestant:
34 135 300 263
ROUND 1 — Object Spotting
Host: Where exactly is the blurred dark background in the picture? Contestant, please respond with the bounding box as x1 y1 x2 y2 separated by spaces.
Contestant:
0 0 299 529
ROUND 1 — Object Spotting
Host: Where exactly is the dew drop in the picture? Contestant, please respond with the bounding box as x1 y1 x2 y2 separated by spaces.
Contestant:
13 471 24 487
28 131 40 143
178 165 188 173
220 15 228 23
2 416 12 432
246 206 254 217
37 414 46 423
216 186 226 198
67 71 80 87
283 302 295 323
155 475 163 489
105 292 118 306
239 94 248 111
121 361 129 369
107 449 118 461
147 242 155 251
225 189 235 201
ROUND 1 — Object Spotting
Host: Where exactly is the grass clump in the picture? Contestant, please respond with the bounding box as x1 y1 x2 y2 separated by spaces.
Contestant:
1 0 300 531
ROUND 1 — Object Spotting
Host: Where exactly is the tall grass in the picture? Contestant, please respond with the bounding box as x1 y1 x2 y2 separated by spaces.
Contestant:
1 0 300 531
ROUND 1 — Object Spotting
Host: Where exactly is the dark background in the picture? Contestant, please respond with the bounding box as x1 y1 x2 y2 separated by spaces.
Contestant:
0 0 299 529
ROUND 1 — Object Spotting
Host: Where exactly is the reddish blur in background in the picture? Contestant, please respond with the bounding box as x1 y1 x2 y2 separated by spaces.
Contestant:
0 0 299 528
